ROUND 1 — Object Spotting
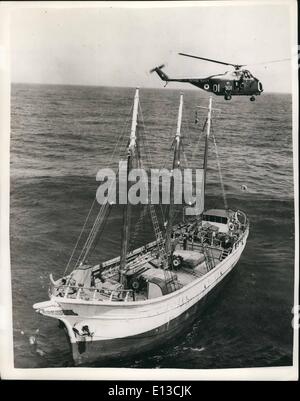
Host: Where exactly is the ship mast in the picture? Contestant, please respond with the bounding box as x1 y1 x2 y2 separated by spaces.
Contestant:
120 88 139 286
202 96 213 210
165 93 183 258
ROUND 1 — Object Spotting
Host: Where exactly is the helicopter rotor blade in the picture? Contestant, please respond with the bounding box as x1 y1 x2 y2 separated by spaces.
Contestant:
247 57 291 67
178 52 245 69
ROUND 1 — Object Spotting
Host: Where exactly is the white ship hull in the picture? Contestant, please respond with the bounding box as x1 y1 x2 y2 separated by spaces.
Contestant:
35 228 248 366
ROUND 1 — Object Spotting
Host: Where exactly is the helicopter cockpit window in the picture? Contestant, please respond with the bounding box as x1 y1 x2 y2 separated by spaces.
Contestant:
243 70 252 79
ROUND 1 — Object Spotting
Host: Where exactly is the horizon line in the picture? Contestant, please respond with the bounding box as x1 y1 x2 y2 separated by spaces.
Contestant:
11 81 292 95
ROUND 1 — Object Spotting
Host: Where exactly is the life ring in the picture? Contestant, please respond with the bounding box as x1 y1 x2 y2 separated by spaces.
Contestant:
131 279 140 291
204 83 210 90
229 222 234 231
172 257 182 268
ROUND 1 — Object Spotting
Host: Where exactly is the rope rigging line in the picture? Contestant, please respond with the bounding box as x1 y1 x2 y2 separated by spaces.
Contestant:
75 137 129 267
74 200 111 268
84 130 131 256
129 204 149 249
63 198 97 276
182 103 195 163
171 102 200 226
109 103 134 165
64 102 135 273
161 139 180 223
154 102 193 232
137 103 171 275
87 201 113 260
138 103 166 228
211 125 228 210
124 109 150 250
190 122 205 169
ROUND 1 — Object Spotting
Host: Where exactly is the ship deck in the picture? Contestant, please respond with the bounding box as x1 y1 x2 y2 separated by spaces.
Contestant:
47 209 248 303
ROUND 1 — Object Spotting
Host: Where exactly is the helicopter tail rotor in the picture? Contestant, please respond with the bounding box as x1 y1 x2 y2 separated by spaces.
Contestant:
150 64 165 73
150 64 169 83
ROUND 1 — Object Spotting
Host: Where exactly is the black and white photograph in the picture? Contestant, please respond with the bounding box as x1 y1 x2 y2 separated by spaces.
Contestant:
0 0 298 380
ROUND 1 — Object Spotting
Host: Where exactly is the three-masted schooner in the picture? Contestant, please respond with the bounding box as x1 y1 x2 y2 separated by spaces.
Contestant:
33 89 249 366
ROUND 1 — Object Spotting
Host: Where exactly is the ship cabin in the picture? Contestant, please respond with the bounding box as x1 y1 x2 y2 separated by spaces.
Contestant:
202 209 229 233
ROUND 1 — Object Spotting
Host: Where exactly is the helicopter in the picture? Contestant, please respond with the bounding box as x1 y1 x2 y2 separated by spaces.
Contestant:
150 52 264 101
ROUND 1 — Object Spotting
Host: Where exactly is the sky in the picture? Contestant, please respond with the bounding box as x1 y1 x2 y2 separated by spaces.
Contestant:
10 2 296 92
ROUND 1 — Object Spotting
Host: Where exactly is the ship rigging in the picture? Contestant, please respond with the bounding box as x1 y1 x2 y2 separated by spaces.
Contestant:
33 90 249 366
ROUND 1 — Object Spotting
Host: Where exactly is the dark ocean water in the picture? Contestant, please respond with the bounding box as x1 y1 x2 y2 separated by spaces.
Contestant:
10 83 294 369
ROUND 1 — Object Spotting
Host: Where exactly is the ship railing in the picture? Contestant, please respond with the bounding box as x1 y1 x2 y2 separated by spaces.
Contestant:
50 283 135 302
236 209 249 230
186 235 225 249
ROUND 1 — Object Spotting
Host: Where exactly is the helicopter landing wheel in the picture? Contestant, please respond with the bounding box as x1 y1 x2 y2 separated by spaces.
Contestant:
250 96 255 101
224 93 232 101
